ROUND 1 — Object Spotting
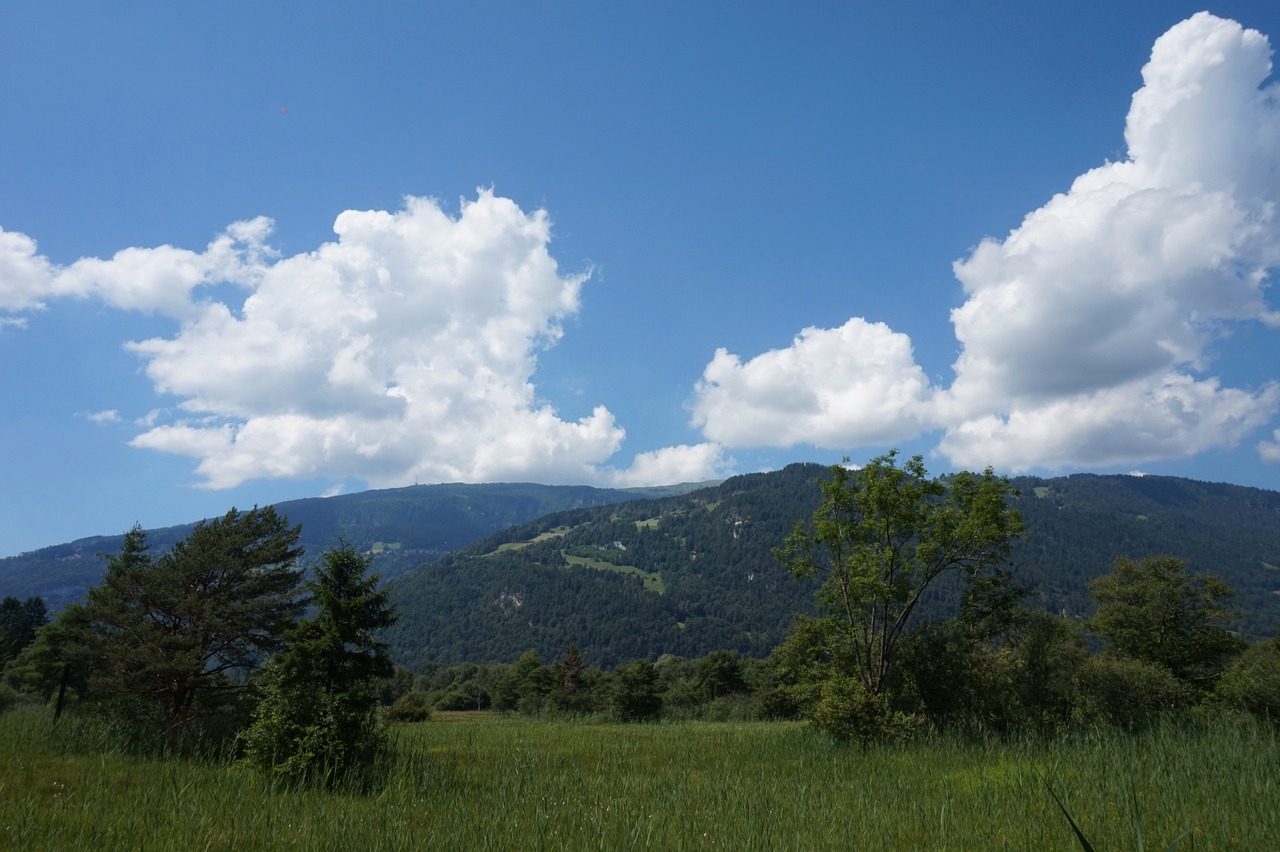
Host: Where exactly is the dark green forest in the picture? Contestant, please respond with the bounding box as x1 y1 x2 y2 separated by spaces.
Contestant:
0 481 675 610
4 466 1278 670
385 465 1280 668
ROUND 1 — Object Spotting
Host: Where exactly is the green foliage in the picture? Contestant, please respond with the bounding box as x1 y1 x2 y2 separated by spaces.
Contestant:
1215 631 1280 719
1088 555 1245 684
0 595 48 667
386 691 433 723
491 649 551 714
892 619 1010 733
777 452 1024 699
611 659 662 721
888 609 1091 735
52 511 305 750
772 453 1023 741
696 649 748 701
812 673 921 744
242 543 399 788
546 643 592 715
1000 610 1089 731
3 617 79 704
1076 654 1194 730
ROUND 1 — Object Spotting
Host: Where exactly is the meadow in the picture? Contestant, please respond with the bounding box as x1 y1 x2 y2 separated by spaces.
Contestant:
0 709 1276 850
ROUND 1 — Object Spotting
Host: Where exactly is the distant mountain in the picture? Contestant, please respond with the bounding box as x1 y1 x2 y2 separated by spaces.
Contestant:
0 481 694 610
383 466 1280 668
3 467 1277 669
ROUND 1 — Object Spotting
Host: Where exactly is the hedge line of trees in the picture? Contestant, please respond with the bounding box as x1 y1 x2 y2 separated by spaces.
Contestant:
391 560 1277 737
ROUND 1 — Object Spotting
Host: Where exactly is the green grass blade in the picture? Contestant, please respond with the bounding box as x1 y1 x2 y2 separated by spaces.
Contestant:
1039 772 1097 852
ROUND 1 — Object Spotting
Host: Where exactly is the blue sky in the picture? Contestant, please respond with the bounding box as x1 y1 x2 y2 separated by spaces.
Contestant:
3 1 1280 556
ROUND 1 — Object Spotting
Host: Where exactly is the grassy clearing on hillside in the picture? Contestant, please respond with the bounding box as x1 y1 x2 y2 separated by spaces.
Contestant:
561 553 665 594
489 527 572 555
0 709 1275 850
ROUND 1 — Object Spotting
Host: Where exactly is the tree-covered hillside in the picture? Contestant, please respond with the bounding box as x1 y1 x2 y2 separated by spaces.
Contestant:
387 464 826 669
4 465 1277 667
0 482 664 610
386 466 1280 668
1009 473 1280 638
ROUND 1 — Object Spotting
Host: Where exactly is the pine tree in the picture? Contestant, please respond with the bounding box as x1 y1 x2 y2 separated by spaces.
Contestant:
0 596 49 665
243 542 399 787
55 511 305 748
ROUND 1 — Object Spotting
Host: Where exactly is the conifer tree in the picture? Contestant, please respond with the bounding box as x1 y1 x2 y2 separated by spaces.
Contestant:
55 510 304 748
243 542 398 787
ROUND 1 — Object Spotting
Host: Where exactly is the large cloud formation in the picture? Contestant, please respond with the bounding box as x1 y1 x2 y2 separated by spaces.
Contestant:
4 191 722 487
693 12 1280 471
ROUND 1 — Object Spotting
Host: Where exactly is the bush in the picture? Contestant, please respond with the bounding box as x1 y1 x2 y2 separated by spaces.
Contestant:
812 675 921 744
1076 654 1193 730
1215 639 1280 720
387 692 433 723
435 686 488 711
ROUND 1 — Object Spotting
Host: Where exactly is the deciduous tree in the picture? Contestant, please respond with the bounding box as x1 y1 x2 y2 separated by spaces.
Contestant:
1088 554 1244 684
777 452 1024 703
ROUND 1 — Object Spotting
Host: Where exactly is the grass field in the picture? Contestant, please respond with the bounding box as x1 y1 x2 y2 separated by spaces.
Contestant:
1 708 1275 850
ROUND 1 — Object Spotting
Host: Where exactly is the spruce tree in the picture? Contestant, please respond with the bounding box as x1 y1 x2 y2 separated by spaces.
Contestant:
243 542 398 787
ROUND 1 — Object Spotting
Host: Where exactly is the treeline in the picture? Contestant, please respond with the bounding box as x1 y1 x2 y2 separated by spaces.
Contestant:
1009 473 1280 638
391 456 1278 737
394 582 1279 735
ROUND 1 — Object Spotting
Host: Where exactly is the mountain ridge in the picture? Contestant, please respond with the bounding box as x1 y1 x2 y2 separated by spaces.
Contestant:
2 466 1277 668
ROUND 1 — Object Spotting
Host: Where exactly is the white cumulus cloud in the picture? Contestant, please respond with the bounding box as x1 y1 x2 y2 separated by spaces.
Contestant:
4 190 726 488
86 409 121 425
691 318 933 448
122 191 632 488
609 443 727 487
691 12 1280 472
0 219 272 321
1259 429 1280 463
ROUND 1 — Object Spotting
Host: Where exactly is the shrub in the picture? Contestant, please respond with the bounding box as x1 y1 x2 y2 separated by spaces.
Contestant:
812 675 921 744
1215 638 1280 720
1076 654 1193 730
387 692 433 723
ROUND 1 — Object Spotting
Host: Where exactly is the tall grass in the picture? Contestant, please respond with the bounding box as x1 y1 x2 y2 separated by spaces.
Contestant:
1 707 1275 849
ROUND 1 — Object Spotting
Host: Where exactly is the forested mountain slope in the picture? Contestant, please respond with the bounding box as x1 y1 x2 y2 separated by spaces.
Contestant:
4 464 1276 667
385 466 1280 668
0 482 669 609
1010 473 1280 638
